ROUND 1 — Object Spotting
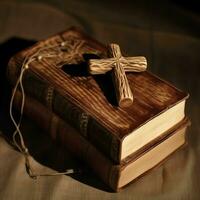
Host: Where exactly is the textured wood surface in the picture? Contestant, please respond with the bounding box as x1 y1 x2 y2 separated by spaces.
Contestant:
109 44 133 108
89 56 147 74
89 43 147 107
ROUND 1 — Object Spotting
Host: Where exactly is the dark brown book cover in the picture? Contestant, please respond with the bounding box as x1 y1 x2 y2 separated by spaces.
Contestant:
7 27 189 163
13 90 190 191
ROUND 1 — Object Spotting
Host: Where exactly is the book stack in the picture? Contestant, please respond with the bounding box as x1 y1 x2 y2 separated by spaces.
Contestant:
7 27 190 191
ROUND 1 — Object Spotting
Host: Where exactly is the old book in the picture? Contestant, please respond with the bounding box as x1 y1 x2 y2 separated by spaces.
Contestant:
13 90 190 191
7 27 189 163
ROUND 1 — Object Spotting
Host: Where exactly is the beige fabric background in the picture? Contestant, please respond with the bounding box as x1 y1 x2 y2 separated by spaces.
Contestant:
0 1 199 199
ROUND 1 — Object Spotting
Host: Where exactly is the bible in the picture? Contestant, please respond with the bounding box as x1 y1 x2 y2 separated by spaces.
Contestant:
13 90 190 191
7 27 189 163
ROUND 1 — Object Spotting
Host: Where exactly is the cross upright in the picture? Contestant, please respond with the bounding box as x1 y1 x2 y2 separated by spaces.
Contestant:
89 43 147 108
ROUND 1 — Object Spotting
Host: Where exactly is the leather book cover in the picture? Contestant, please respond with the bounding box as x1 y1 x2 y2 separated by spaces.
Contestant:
7 27 189 163
13 90 189 191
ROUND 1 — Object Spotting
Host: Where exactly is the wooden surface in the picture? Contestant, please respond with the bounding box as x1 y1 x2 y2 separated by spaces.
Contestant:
89 56 147 74
0 1 200 199
89 43 147 107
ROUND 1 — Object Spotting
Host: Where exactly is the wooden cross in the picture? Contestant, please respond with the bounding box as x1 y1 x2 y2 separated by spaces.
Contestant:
89 43 147 108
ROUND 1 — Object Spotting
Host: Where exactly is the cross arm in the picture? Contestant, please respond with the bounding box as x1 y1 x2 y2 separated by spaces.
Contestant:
89 56 147 74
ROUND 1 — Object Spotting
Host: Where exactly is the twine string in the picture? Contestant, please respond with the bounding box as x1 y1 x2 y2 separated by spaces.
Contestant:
9 42 81 178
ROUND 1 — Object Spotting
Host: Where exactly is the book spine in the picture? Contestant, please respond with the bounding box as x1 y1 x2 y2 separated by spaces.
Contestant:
7 57 121 163
13 90 120 191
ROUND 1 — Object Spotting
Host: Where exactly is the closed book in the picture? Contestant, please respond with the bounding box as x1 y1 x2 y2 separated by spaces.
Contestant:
13 90 190 191
7 27 189 163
